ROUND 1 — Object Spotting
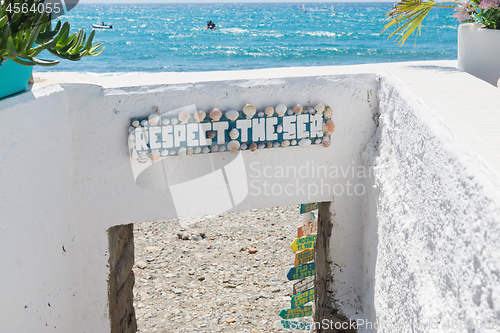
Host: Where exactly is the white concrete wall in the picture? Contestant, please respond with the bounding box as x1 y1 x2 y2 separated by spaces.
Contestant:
2 61 500 332
0 70 377 332
362 70 500 332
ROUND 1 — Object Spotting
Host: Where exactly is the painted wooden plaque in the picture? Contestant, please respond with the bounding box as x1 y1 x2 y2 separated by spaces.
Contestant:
275 319 312 331
291 288 315 308
293 276 314 295
300 203 318 214
297 222 317 239
291 234 317 253
295 248 314 267
287 262 315 281
279 305 313 319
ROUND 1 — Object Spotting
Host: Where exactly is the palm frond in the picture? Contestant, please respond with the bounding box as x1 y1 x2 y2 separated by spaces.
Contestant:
383 0 457 45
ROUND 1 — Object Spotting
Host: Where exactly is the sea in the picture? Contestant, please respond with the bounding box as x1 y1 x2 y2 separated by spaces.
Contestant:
34 2 460 73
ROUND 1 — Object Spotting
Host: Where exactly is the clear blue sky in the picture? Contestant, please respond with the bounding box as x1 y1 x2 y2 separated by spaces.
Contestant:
80 0 395 3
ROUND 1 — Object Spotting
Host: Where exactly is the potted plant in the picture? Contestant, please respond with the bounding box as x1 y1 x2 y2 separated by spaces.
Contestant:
383 0 500 86
0 0 104 99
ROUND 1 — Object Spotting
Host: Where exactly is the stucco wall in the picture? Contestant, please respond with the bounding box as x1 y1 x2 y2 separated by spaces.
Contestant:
362 71 500 332
2 61 499 332
0 72 377 332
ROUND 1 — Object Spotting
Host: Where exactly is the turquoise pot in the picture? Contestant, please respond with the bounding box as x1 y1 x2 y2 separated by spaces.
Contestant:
0 59 34 100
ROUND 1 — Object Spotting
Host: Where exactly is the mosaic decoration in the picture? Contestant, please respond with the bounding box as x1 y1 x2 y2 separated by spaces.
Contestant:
128 103 335 162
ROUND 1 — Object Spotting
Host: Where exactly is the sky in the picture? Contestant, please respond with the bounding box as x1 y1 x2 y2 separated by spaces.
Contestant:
80 0 395 3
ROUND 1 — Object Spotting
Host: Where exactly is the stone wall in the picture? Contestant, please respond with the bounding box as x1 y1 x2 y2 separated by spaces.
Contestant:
108 224 137 333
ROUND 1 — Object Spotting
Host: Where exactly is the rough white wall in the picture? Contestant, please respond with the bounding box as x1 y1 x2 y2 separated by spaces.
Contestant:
364 70 500 332
0 72 377 332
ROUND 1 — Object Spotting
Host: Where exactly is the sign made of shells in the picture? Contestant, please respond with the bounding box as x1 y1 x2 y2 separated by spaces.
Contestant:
128 103 335 162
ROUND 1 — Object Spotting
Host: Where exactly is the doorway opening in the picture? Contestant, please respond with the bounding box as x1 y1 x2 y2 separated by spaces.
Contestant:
133 206 302 332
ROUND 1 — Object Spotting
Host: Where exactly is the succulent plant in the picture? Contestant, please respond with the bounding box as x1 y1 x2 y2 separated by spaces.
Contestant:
0 0 104 66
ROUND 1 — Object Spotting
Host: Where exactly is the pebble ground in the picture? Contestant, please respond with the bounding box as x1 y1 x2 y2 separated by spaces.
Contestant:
133 206 306 332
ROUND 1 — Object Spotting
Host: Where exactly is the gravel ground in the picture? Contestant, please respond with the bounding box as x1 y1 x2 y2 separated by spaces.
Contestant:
133 206 307 333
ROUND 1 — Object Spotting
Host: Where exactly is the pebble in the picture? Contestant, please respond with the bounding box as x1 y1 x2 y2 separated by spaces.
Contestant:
226 318 236 323
136 261 147 269
144 246 162 252
248 248 258 254
133 206 301 333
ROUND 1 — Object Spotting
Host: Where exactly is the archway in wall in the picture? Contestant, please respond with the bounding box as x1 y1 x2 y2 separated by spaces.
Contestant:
133 206 304 332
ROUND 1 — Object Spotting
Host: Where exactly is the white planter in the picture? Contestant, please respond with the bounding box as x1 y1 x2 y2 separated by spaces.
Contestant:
457 23 500 87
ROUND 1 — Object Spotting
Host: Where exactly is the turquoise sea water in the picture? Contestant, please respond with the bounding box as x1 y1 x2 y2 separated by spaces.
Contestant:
34 3 459 73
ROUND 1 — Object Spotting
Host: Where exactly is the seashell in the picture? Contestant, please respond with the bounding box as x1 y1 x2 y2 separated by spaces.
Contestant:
240 143 248 150
218 145 226 152
161 118 170 126
315 103 325 113
169 150 176 156
299 139 312 148
258 143 266 149
323 120 335 135
129 126 135 133
308 108 315 115
149 114 160 126
202 147 210 154
150 149 161 160
206 131 216 139
293 104 303 115
187 148 194 156
273 142 280 148
128 139 136 149
266 142 273 148
210 108 222 122
178 111 191 124
287 109 294 116
132 120 140 128
178 147 187 158
258 112 265 118
131 149 138 159
315 138 322 144
211 144 219 153
281 140 290 148
276 104 287 117
324 106 333 119
322 137 331 148
141 120 148 127
225 110 240 122
138 151 148 163
265 107 275 117
194 147 202 154
276 125 283 134
291 139 297 146
170 118 179 125
243 104 257 119
227 140 240 153
128 133 135 141
229 128 240 140
194 110 206 123
161 149 169 157
249 142 258 152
